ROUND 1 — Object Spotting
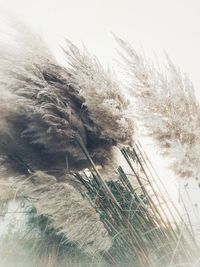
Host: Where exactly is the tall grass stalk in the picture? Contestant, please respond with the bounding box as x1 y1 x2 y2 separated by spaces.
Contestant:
75 141 200 267
1 142 199 267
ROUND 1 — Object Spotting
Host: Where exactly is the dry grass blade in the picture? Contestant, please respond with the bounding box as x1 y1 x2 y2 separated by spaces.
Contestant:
75 141 200 267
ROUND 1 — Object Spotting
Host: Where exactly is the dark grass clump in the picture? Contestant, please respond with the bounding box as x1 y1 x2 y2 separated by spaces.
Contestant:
74 142 200 267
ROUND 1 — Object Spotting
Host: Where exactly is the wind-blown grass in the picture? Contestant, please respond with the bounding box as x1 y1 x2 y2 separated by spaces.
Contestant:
1 143 199 267
0 22 199 267
74 142 200 267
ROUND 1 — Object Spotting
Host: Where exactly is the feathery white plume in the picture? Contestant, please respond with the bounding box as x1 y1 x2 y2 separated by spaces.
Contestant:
116 37 200 178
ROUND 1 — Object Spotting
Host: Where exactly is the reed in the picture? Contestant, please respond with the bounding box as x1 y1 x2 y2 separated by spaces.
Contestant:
74 141 200 267
1 142 199 267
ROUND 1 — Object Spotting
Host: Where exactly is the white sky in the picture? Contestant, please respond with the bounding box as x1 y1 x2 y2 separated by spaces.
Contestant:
0 0 200 88
1 0 200 222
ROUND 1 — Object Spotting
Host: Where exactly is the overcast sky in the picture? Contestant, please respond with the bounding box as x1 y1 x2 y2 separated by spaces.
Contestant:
0 0 200 88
